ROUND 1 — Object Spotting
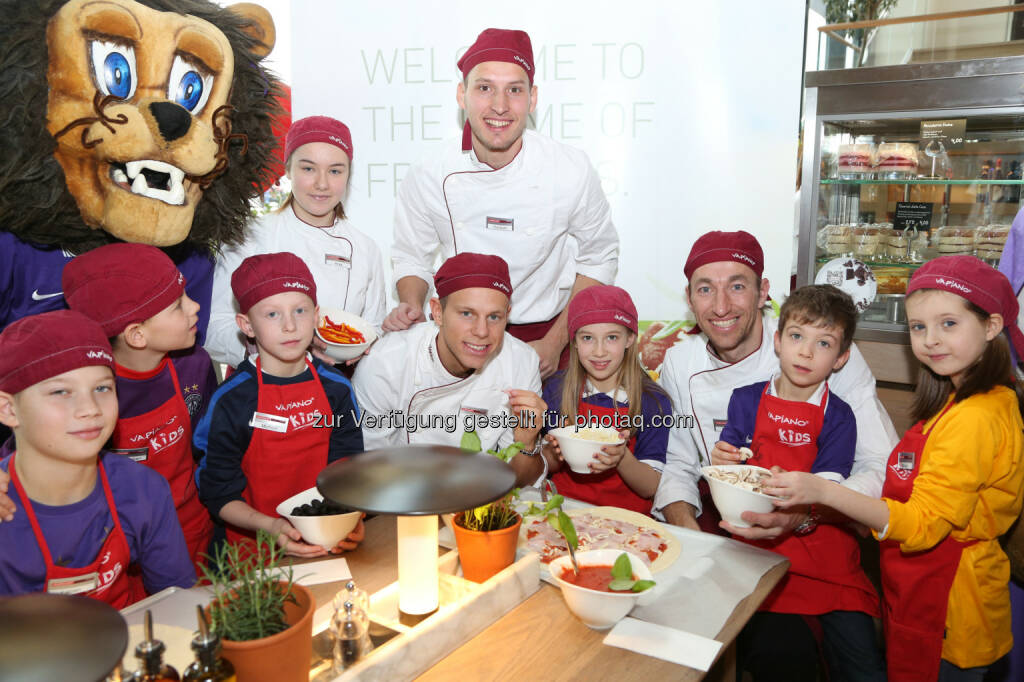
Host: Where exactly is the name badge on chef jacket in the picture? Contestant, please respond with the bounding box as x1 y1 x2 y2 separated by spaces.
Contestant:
48 572 100 595
897 451 915 470
110 447 149 463
250 412 289 433
486 216 514 232
713 419 728 432
325 254 352 269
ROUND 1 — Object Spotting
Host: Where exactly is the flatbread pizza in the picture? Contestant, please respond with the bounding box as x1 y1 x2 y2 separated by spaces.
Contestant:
520 506 681 573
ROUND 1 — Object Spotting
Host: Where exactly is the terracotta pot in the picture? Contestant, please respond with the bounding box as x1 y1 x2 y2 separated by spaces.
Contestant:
216 581 314 682
452 512 523 583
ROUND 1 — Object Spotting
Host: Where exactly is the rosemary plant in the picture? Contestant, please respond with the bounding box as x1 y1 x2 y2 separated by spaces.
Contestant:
199 529 298 642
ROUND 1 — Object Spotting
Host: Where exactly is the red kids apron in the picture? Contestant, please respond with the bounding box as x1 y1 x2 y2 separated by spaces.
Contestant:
110 357 212 568
225 357 332 552
10 456 142 608
550 398 652 515
745 383 879 616
879 402 971 682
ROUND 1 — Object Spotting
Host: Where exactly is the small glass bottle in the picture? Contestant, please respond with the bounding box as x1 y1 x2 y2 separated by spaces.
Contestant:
183 606 236 682
127 611 180 681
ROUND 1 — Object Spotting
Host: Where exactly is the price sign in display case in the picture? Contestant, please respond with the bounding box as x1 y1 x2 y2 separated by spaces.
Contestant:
798 58 1024 344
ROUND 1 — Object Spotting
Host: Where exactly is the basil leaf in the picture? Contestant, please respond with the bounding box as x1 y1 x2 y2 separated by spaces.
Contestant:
546 512 560 532
631 580 656 592
608 579 635 592
557 510 578 551
543 494 564 513
460 430 482 453
611 553 633 580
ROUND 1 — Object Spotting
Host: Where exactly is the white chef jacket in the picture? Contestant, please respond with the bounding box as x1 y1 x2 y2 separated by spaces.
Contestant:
352 322 542 453
204 207 387 368
392 130 619 324
654 312 897 516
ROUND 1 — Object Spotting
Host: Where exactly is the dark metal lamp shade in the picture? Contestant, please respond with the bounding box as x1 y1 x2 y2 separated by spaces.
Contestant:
317 445 515 515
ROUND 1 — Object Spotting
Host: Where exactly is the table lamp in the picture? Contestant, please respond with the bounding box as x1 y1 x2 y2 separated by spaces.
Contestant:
0 593 128 680
317 445 515 623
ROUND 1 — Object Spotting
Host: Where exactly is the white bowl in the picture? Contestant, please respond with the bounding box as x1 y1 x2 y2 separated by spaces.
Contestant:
276 486 361 550
549 549 654 630
315 307 377 362
701 465 778 529
547 426 624 474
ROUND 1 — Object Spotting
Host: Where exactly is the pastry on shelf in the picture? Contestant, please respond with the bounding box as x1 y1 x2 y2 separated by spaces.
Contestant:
876 142 919 176
873 265 911 295
934 226 976 255
818 224 853 255
885 230 909 260
852 225 882 259
976 224 1010 262
837 143 875 176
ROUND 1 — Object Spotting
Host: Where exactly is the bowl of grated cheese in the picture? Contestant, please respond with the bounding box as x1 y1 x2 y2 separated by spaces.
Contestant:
547 426 624 474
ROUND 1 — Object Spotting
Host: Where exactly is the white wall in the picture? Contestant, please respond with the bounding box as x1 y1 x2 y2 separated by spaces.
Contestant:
289 0 805 321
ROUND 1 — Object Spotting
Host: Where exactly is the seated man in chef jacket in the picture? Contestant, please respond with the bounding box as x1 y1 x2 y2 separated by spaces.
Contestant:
383 28 619 379
353 253 547 487
654 230 898 535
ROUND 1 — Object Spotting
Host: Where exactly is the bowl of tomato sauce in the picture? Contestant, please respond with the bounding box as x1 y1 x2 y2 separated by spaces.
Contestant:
549 549 654 629
315 307 377 362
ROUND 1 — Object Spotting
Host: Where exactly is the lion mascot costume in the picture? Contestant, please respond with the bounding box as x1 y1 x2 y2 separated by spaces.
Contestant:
0 0 284 339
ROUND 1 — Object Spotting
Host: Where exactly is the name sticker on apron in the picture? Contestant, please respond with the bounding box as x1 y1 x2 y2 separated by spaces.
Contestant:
250 412 289 433
325 254 352 269
486 216 514 232
109 447 149 463
897 451 915 470
48 572 100 595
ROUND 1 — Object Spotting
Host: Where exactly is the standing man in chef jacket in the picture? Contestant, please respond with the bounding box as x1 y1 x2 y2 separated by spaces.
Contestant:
655 231 898 535
356 253 547 487
384 28 619 379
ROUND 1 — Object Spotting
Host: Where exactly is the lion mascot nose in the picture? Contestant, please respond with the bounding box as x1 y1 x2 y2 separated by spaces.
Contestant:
148 101 192 143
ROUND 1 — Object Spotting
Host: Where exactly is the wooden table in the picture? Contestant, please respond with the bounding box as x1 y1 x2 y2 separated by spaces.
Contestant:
296 516 788 681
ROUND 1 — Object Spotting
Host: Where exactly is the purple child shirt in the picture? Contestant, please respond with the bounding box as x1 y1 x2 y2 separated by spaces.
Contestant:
0 451 195 597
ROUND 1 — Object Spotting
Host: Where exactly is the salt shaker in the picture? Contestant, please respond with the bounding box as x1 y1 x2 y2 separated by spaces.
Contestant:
331 600 368 670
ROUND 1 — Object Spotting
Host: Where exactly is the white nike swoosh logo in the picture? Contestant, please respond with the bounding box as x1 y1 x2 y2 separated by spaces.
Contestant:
31 289 63 301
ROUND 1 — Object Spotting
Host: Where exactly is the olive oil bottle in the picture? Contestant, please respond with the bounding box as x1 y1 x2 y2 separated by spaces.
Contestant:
182 606 236 682
127 611 180 681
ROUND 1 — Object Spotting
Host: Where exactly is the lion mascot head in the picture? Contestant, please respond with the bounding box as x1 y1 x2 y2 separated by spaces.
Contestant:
0 0 283 253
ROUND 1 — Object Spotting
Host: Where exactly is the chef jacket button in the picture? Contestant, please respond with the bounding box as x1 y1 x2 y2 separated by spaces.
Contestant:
456 222 464 229
526 228 536 236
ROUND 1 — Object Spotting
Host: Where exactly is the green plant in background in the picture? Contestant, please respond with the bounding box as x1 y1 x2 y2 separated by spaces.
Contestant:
199 529 297 642
825 0 899 67
457 434 524 531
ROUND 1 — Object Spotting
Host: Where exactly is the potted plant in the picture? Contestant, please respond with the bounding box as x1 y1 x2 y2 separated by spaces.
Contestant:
453 437 526 582
200 530 315 682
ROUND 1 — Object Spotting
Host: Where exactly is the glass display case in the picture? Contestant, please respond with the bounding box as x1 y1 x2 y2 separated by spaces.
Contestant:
798 57 1024 343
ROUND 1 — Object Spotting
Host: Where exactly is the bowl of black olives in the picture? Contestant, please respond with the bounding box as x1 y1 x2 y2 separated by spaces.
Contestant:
276 487 361 550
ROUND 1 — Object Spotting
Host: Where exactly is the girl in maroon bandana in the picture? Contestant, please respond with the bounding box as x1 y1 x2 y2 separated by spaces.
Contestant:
540 285 671 515
770 256 1024 682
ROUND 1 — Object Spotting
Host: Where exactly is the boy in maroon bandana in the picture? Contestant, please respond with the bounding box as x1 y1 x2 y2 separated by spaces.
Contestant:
195 253 364 558
62 243 216 570
0 310 193 604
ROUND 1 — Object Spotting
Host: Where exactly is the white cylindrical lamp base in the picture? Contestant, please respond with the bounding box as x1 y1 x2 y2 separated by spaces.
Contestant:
397 515 439 619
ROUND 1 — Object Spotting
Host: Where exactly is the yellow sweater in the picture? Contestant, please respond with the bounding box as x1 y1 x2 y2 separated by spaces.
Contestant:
881 386 1024 668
